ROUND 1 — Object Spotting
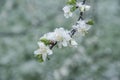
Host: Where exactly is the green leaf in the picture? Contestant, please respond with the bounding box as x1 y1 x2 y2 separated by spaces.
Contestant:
36 54 44 62
70 6 77 12
67 0 76 5
40 38 51 45
86 20 94 25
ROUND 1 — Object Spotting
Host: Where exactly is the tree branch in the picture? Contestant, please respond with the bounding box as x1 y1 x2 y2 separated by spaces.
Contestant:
49 0 87 49
78 0 87 21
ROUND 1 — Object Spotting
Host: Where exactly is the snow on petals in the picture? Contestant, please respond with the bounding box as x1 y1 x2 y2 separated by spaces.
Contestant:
40 32 56 41
76 2 90 12
54 28 72 47
34 42 53 61
72 20 91 36
40 27 77 48
63 5 73 18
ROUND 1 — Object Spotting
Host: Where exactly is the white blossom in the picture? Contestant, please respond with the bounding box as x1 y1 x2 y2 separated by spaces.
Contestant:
63 5 73 18
84 5 91 11
34 0 92 62
76 2 83 7
34 42 53 61
76 2 90 12
40 27 78 48
72 20 91 36
40 32 56 41
70 39 78 47
54 28 72 47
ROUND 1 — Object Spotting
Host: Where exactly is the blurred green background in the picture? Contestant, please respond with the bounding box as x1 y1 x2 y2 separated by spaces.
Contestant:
0 0 120 80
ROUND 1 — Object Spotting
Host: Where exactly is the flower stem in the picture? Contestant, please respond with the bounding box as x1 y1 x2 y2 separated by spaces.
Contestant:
78 0 87 21
70 0 87 37
50 0 87 49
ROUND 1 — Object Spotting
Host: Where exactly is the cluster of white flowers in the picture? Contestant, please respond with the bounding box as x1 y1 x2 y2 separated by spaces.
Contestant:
34 28 77 61
63 1 90 18
40 28 78 47
34 42 53 61
72 20 91 36
34 0 93 62
63 5 73 18
76 2 90 12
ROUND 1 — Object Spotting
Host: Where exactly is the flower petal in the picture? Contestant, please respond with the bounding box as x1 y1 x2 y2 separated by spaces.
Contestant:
71 40 78 46
62 40 68 47
34 49 41 55
47 49 53 55
42 53 47 61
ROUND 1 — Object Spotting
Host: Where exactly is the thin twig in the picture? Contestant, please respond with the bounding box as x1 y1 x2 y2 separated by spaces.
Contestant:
70 0 87 37
78 0 87 21
49 0 87 49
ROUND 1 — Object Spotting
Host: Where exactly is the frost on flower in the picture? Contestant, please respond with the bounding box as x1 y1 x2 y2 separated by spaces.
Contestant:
63 1 91 18
34 42 53 62
34 28 78 62
40 32 56 42
70 39 78 47
72 20 91 36
63 5 73 18
76 2 90 12
39 27 78 48
40 27 78 48
54 28 76 48
34 0 93 62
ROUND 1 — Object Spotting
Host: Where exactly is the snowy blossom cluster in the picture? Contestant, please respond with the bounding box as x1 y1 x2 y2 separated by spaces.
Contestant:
34 42 53 61
34 28 77 62
63 0 90 18
72 20 91 36
40 28 77 48
34 0 93 62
